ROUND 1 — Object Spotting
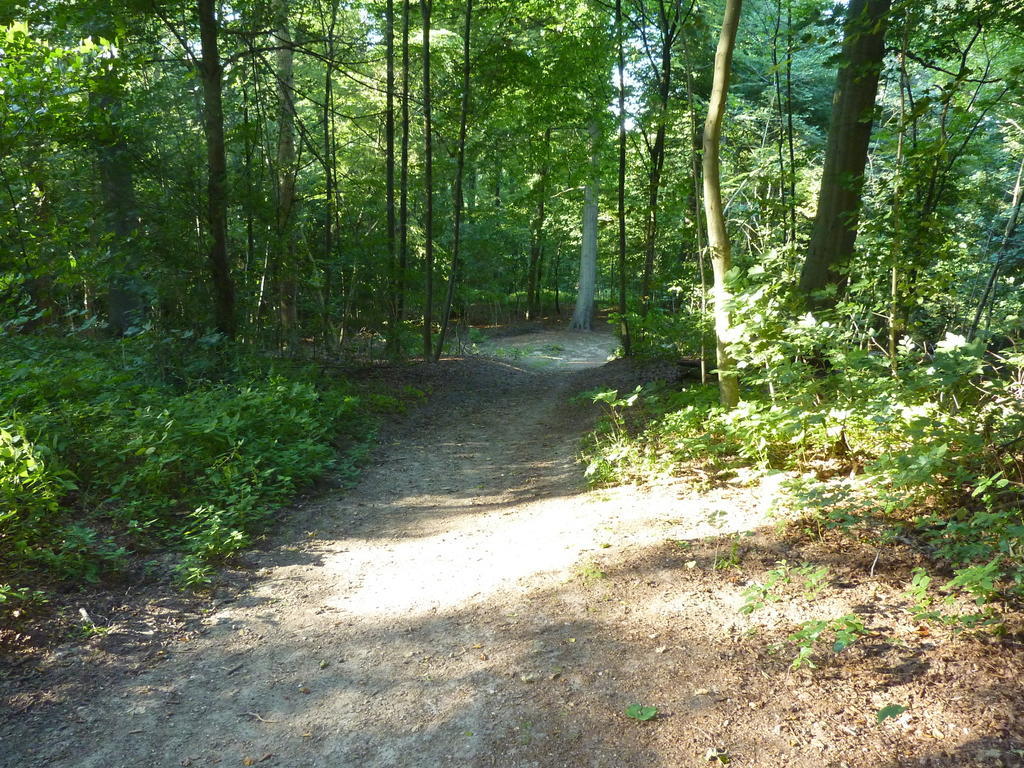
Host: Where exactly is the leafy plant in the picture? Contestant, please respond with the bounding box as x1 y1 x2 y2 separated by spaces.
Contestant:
713 535 742 570
876 704 908 724
624 704 658 721
796 564 830 599
788 614 868 670
739 561 791 614
0 334 391 593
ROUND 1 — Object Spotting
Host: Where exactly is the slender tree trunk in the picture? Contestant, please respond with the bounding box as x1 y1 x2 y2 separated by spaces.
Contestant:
889 27 909 361
435 0 473 360
785 0 797 243
616 0 631 354
798 0 891 307
241 74 255 324
527 128 551 320
552 244 562 317
570 123 600 331
398 0 411 328
639 14 676 313
683 39 708 383
385 0 398 352
421 0 434 360
970 155 1024 341
92 68 145 335
198 0 235 338
275 0 298 349
703 0 743 408
771 0 788 242
322 1 340 346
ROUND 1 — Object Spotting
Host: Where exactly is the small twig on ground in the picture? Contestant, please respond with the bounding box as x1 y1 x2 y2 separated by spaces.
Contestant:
242 712 280 724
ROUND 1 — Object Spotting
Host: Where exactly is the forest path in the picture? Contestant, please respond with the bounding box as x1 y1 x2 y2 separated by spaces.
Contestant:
3 326 1006 768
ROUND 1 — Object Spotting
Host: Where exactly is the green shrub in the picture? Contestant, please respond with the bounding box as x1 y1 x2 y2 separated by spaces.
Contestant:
0 332 386 595
582 252 1024 601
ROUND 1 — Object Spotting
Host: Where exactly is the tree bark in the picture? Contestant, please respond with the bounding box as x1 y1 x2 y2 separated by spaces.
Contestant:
198 0 235 338
703 0 743 408
321 1 340 346
274 0 298 349
526 128 551 320
397 0 411 327
435 0 473 360
385 0 398 352
421 0 434 360
639 0 682 313
683 38 708 384
571 123 600 331
92 61 145 335
798 0 891 307
785 0 797 243
616 0 631 354
970 155 1024 341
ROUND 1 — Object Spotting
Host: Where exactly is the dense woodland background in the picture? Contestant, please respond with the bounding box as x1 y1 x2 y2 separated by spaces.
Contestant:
3 0 1024 628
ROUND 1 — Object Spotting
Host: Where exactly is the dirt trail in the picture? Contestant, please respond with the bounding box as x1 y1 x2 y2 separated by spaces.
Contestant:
3 326 1022 768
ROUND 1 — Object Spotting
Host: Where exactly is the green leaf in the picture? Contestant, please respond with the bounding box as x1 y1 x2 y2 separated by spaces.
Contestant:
876 705 908 723
624 704 658 721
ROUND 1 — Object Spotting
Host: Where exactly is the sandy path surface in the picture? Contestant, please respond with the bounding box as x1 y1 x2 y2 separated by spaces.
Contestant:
3 326 1022 768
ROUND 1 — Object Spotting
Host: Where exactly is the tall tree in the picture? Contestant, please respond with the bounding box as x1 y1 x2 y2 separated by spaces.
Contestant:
798 0 891 307
526 127 551 320
397 0 411 328
435 0 473 359
970 154 1024 340
89 19 146 336
636 0 687 313
421 0 434 360
570 122 600 331
274 0 298 348
616 0 631 355
385 0 398 351
197 0 235 338
703 0 742 408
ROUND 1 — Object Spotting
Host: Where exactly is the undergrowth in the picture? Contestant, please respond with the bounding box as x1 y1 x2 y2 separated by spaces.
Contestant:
0 331 408 609
582 252 1024 619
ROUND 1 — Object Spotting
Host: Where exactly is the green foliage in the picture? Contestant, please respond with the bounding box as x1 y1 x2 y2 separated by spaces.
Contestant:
788 614 867 670
0 333 385 596
583 255 1024 603
876 705 908 724
739 561 831 615
624 704 658 721
617 308 708 361
739 561 792 614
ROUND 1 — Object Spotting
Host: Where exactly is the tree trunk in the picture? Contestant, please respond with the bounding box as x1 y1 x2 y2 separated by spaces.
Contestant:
321 1 340 346
639 2 681 313
616 0 631 355
526 128 551 320
93 70 145 335
385 0 398 352
570 123 600 331
275 0 298 349
798 0 891 307
421 0 434 360
397 0 411 328
970 155 1024 341
703 0 743 408
198 0 235 338
640 64 670 312
435 0 473 360
785 0 797 243
683 37 707 383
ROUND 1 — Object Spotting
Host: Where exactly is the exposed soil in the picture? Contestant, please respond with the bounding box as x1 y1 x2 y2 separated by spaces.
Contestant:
2 324 1023 768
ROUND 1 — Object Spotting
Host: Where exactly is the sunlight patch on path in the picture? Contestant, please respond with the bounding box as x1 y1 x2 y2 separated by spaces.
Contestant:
313 474 785 620
476 328 619 371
